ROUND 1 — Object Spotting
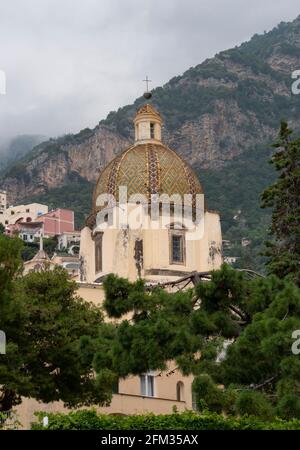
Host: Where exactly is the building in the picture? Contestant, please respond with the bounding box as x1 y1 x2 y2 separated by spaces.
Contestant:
23 237 54 274
0 190 7 214
17 102 223 428
80 103 222 284
3 207 75 241
52 254 80 278
0 202 48 226
5 221 43 242
23 249 80 278
35 208 75 237
57 231 81 255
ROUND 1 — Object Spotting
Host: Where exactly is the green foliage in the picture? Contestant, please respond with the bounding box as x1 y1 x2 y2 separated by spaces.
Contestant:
31 409 300 430
43 237 58 257
103 274 147 318
192 375 224 413
262 122 300 284
0 235 110 411
98 266 300 419
276 394 300 420
21 236 58 261
21 242 38 261
195 273 300 418
0 410 20 430
235 391 275 420
198 141 275 273
99 274 198 377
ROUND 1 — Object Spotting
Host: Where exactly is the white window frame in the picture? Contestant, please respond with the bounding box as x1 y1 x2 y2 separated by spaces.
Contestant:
140 372 155 397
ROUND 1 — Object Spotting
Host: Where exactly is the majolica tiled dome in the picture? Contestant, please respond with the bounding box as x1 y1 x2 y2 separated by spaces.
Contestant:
93 142 203 208
87 104 203 228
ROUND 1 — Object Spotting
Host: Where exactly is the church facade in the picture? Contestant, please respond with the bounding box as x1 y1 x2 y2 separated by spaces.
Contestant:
16 103 223 428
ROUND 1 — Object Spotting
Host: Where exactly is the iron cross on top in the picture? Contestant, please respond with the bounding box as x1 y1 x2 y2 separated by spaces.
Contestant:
143 76 152 92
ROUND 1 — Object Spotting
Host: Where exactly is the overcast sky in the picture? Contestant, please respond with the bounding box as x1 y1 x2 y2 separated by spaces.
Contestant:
0 0 299 143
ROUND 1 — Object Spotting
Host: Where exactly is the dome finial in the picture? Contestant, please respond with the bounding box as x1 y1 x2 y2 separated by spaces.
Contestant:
143 75 152 99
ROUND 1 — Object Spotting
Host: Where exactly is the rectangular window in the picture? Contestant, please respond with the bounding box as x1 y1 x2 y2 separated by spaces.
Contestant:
171 233 185 264
140 374 155 397
112 378 119 394
150 123 155 139
94 232 103 273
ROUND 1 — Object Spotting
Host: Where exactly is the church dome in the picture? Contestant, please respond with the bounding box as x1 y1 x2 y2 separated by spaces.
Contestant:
93 142 203 207
87 104 203 227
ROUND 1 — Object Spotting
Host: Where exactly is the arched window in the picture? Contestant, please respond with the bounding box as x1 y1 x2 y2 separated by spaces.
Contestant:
176 381 184 401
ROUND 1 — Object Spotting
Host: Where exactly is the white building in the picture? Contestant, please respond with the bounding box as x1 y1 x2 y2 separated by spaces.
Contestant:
0 201 48 226
0 190 7 215
57 231 81 255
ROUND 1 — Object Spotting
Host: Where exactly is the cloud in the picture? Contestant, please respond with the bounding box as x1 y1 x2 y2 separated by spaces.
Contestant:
0 0 298 141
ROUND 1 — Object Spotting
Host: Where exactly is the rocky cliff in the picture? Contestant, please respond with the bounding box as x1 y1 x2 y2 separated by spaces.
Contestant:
2 16 300 203
1 15 300 269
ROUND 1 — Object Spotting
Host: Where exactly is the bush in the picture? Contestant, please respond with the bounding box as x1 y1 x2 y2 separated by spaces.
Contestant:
31 410 300 430
192 375 224 413
277 395 300 420
235 391 275 420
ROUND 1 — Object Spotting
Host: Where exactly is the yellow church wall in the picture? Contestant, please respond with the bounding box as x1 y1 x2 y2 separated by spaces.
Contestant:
80 204 223 285
79 226 96 282
15 360 194 429
77 283 105 307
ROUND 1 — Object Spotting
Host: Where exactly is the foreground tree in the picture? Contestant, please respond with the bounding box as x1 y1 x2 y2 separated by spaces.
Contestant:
261 121 300 284
193 271 300 419
89 266 300 420
0 235 112 412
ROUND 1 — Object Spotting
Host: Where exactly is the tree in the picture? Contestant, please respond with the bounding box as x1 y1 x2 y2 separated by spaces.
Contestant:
91 267 255 381
234 391 275 420
92 266 300 419
0 224 5 235
193 275 300 417
43 236 58 257
0 235 112 412
261 121 300 285
99 274 200 377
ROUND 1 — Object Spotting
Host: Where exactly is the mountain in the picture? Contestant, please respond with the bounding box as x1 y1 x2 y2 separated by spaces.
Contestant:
0 134 46 172
1 16 300 269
